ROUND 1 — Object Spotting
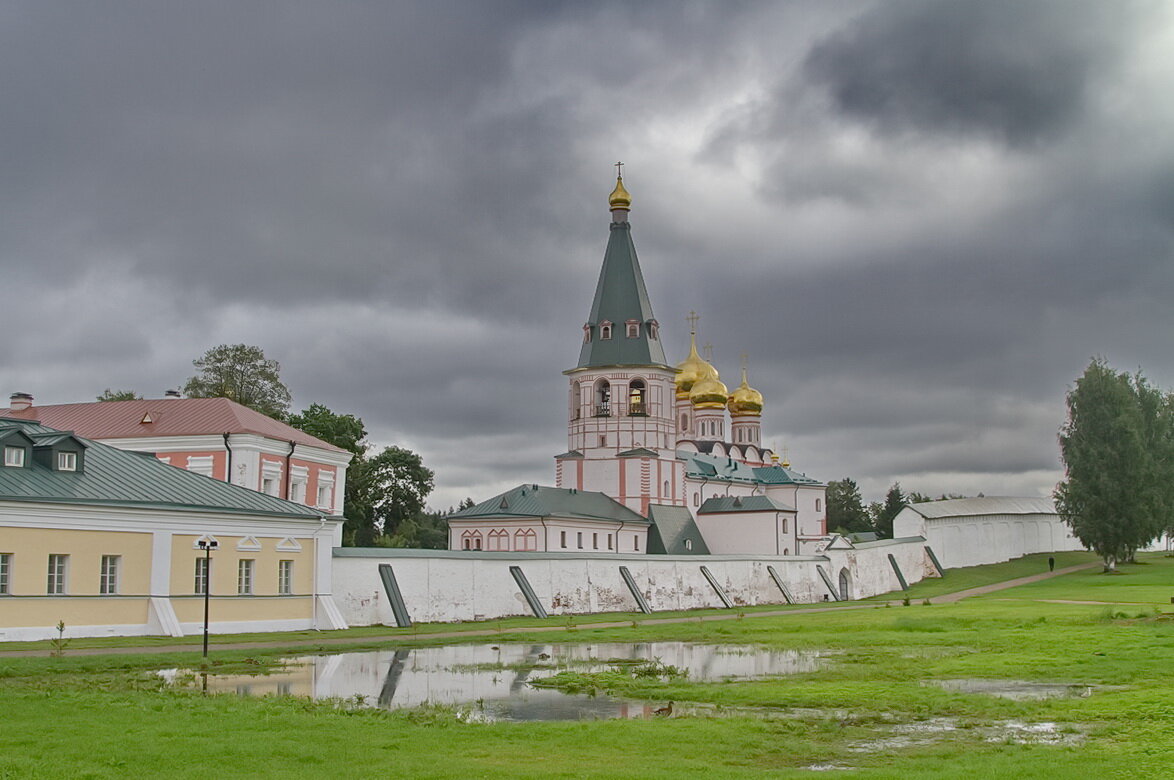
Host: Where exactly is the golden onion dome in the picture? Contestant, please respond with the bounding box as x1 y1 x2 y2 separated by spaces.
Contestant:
608 176 631 210
690 371 729 409
674 333 710 399
728 367 764 417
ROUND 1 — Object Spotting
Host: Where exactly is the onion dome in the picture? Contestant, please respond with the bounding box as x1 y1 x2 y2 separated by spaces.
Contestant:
690 369 729 409
609 175 632 210
728 367 764 417
674 332 710 399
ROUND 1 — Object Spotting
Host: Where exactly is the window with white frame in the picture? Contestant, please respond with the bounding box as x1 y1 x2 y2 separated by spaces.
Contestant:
237 559 254 595
607 534 613 550
560 531 567 549
599 321 613 340
0 553 11 595
194 557 210 595
576 531 583 549
316 471 335 509
99 555 120 594
57 451 78 471
592 532 599 550
625 320 640 338
4 446 25 467
47 554 68 595
278 560 293 595
514 528 537 552
187 455 215 478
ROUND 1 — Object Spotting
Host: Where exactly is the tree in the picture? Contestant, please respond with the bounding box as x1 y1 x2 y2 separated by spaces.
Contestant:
873 482 906 539
1055 359 1172 571
287 403 367 457
826 478 871 534
183 344 291 419
345 446 435 546
96 389 141 402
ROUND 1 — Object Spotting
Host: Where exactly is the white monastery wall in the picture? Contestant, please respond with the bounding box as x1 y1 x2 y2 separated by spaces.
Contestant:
332 540 932 626
893 509 1085 569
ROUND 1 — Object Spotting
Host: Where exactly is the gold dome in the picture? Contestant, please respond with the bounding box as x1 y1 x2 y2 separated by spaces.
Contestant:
690 371 729 409
674 332 710 399
728 367 764 417
608 176 631 210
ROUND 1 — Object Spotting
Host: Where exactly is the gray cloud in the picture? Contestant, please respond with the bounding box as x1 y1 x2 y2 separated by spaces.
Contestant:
2 1 1172 510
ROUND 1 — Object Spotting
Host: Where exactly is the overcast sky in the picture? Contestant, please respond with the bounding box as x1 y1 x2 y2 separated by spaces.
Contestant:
3 1 1172 509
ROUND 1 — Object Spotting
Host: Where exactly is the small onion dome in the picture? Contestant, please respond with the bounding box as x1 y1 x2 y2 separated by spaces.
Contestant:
609 176 632 210
727 367 764 417
674 334 710 399
690 371 729 409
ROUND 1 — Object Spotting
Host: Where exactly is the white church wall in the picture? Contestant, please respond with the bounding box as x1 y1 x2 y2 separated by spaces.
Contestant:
694 511 796 556
893 507 1085 569
332 543 931 626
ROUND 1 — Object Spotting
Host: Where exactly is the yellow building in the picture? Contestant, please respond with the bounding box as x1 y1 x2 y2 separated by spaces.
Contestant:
0 418 347 641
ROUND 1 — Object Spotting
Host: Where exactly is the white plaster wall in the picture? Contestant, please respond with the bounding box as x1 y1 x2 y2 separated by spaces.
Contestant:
694 512 795 556
894 511 1086 569
332 542 931 626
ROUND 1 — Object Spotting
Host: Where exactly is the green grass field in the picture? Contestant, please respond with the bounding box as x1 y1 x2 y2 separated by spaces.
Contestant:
1 554 1171 778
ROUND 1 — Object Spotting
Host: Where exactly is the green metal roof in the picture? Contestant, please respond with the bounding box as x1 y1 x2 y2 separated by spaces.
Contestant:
699 495 795 514
617 447 660 457
677 451 823 487
0 418 322 519
751 463 822 486
449 483 651 525
575 220 669 369
646 504 710 554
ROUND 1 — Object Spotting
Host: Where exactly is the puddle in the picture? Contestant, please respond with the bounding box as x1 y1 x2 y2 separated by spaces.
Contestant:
927 679 1095 700
844 716 1086 755
160 642 830 722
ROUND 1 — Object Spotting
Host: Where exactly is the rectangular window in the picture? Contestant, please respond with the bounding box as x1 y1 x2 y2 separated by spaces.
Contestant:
4 446 24 467
237 559 254 595
47 554 68 595
576 532 583 549
0 553 11 594
593 533 598 550
316 481 333 509
278 560 293 595
57 451 78 471
607 534 613 550
261 477 279 497
560 531 567 549
194 557 210 595
99 555 120 594
634 535 639 552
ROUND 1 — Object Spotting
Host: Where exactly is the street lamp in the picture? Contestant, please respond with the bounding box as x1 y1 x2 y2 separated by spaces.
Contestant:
197 538 219 658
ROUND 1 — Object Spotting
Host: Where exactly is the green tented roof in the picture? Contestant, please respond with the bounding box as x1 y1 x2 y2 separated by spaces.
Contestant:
575 221 669 369
646 504 710 554
449 483 650 526
677 451 823 487
0 418 322 519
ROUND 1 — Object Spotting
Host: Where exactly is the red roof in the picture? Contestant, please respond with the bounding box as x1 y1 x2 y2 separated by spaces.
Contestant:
1 397 348 454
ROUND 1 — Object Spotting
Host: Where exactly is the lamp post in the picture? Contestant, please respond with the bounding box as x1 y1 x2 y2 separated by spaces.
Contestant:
197 538 218 658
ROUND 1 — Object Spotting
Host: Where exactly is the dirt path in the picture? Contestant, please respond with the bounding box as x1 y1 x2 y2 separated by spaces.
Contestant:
0 562 1105 659
927 561 1102 603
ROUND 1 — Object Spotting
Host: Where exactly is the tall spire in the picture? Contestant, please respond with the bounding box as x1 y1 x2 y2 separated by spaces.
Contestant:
576 169 668 369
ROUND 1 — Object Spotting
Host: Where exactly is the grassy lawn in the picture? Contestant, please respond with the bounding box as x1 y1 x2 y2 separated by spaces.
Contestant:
863 551 1101 601
1 555 1172 777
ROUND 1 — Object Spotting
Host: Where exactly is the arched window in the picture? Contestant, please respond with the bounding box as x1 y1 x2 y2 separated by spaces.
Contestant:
514 528 537 552
684 539 693 551
582 324 591 343
595 380 611 417
663 480 669 496
600 321 613 340
461 530 482 551
816 498 822 512
783 548 789 556
693 492 700 507
626 320 640 338
648 320 659 340
628 379 646 415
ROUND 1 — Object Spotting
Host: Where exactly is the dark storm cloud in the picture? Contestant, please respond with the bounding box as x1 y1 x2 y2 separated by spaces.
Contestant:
2 1 1172 509
802 0 1143 147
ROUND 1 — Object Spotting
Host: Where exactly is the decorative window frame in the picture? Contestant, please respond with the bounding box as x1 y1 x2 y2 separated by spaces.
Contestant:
192 534 220 550
3 446 25 468
625 319 640 338
187 456 215 478
599 320 613 340
275 537 303 552
236 536 262 552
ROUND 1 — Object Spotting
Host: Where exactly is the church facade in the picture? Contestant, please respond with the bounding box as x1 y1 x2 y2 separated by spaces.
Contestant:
448 174 828 556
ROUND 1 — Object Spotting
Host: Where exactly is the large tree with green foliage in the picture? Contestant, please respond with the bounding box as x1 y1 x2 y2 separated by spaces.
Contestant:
345 446 435 546
96 389 141 402
287 403 367 457
826 478 872 534
873 482 907 539
183 344 291 419
1055 359 1172 571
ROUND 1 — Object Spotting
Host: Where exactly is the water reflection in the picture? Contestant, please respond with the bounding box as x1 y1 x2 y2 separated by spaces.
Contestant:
162 642 828 722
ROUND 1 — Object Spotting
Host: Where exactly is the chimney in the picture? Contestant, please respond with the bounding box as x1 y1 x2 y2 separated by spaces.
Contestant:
163 390 182 399
9 392 33 412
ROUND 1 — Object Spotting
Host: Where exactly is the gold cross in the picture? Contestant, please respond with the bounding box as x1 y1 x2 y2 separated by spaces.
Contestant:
615 161 624 179
686 310 699 335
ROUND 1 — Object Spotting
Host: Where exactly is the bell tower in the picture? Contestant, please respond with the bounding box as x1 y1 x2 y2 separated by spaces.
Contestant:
557 168 684 515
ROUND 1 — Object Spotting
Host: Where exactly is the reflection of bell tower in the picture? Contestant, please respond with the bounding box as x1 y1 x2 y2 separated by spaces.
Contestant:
557 167 684 515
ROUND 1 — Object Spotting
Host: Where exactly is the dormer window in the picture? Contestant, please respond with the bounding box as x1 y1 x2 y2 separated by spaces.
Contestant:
626 320 640 338
648 320 659 340
4 446 24 467
57 452 78 472
600 321 613 340
582 324 592 344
